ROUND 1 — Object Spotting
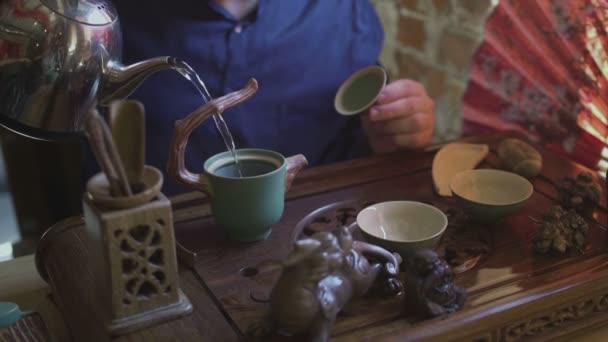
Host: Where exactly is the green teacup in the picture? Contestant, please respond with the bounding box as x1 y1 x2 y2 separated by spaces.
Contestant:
205 149 307 240
173 148 308 241
167 80 308 241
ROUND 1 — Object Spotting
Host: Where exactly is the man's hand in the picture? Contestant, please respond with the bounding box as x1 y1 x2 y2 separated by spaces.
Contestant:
362 79 435 154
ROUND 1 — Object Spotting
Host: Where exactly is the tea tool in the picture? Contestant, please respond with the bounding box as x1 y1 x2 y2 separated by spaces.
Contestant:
107 101 197 266
83 109 132 197
110 100 146 193
77 105 194 336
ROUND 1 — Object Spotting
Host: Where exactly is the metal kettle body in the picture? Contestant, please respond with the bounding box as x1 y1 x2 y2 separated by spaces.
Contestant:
0 0 172 139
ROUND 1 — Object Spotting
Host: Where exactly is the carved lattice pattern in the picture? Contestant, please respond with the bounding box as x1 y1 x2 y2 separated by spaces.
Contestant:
114 219 172 307
501 293 608 341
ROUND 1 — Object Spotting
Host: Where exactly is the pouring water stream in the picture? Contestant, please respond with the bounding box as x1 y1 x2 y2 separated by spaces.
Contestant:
169 58 244 177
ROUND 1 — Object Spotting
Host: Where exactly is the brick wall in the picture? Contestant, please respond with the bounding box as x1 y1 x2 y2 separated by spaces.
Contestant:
371 0 498 143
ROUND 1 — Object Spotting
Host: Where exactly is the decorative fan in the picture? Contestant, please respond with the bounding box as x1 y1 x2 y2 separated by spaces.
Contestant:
463 0 608 173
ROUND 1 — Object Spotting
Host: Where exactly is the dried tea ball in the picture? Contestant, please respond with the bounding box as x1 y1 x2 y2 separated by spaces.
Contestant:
497 138 542 178
577 171 593 183
557 171 602 214
577 172 602 201
552 235 568 254
532 205 589 255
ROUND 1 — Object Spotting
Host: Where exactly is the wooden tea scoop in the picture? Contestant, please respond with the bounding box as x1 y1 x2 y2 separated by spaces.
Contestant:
84 109 132 197
109 100 146 193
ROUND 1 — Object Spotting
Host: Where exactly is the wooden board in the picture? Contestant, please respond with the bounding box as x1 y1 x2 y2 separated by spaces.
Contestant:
170 131 608 341
35 130 608 341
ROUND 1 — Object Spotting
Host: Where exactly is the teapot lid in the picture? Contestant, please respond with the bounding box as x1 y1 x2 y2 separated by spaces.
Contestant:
40 0 117 25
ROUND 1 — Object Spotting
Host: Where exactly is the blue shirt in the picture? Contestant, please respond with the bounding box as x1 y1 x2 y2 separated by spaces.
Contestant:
112 0 384 195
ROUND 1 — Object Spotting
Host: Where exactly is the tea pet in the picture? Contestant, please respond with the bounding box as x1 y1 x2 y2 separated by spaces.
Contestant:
404 249 466 319
259 226 401 342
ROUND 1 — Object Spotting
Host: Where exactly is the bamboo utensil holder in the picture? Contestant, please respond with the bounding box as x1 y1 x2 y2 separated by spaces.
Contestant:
81 165 192 335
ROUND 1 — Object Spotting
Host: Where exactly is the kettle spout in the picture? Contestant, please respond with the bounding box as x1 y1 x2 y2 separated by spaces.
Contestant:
99 56 173 105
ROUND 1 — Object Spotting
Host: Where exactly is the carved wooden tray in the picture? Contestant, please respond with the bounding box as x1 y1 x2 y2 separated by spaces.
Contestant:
34 131 608 341
172 131 608 341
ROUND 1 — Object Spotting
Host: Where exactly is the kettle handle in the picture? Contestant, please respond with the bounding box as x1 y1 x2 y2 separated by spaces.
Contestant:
167 79 259 195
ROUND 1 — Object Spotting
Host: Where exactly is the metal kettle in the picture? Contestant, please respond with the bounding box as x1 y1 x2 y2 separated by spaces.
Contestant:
0 0 173 140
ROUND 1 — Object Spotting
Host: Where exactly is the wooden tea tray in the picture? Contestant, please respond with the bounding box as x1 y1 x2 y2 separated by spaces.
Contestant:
38 131 608 341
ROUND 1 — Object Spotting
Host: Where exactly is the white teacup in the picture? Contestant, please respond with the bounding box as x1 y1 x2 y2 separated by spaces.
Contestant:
350 201 448 257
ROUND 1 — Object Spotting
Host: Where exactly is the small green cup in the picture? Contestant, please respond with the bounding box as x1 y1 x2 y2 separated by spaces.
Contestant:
334 65 387 116
175 148 308 241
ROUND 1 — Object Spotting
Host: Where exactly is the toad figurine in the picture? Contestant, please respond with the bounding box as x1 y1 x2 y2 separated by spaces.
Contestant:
404 249 466 319
258 226 401 342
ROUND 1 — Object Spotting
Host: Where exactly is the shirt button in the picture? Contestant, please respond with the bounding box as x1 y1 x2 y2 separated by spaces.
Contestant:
234 25 243 33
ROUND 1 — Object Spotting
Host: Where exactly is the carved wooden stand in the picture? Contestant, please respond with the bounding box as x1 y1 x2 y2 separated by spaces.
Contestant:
82 166 192 336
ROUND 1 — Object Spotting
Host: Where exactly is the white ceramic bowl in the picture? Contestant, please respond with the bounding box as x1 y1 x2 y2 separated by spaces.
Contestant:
449 169 533 222
356 201 448 256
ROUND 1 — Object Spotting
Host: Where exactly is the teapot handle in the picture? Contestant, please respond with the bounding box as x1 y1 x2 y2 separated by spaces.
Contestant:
167 79 259 195
285 155 308 193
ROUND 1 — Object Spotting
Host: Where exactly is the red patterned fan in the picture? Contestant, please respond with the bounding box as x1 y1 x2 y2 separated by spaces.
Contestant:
463 0 608 172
